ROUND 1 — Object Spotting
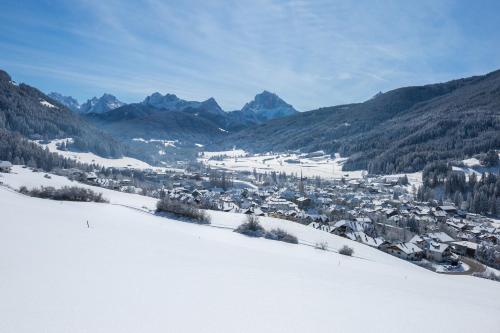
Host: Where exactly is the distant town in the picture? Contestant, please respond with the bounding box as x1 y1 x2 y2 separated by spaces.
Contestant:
4 148 497 278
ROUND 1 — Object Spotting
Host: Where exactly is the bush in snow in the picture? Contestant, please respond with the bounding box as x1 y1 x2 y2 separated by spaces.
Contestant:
265 228 298 244
234 215 265 237
413 260 437 272
473 270 500 282
156 198 211 224
19 186 107 203
339 245 354 256
475 242 500 269
315 242 329 251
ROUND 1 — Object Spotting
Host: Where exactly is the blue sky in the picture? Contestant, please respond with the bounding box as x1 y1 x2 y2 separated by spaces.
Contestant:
1 0 500 111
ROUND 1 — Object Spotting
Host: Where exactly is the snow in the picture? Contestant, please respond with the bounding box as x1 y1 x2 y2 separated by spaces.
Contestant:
200 150 366 180
463 157 482 167
39 100 56 108
1 167 500 332
434 262 469 273
132 138 177 148
0 165 156 211
381 172 422 187
35 139 168 171
452 165 482 177
202 149 247 158
453 154 500 177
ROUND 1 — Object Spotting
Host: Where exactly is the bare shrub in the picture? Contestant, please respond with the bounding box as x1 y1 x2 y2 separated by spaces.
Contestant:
414 260 437 272
20 186 107 202
315 242 329 251
473 271 500 282
265 228 298 244
234 215 265 237
339 245 354 256
157 198 211 224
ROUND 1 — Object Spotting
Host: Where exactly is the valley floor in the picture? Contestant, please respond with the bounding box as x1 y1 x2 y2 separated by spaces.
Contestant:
1 168 500 332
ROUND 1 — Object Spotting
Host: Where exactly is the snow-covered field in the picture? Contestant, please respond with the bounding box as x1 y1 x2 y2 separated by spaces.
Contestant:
453 154 500 178
35 139 166 171
381 172 422 185
1 167 500 332
200 151 366 179
132 138 178 148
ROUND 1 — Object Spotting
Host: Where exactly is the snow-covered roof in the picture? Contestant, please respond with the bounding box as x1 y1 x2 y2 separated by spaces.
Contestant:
452 241 479 250
345 231 386 247
392 242 423 255
427 242 450 254
409 235 425 244
426 232 455 243
0 161 13 168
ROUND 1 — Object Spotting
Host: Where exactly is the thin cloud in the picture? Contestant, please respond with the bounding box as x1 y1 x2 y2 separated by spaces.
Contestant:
1 0 500 110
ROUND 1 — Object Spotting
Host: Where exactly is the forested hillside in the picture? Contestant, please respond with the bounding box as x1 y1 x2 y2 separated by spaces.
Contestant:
225 70 500 174
0 69 126 160
86 103 230 143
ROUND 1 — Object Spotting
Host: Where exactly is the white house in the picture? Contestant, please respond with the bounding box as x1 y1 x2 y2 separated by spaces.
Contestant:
425 242 452 262
380 242 423 261
0 161 13 173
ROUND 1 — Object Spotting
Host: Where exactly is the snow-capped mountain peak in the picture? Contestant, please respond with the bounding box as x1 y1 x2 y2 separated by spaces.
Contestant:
80 94 125 114
48 92 125 114
48 92 80 112
240 90 298 120
142 92 223 114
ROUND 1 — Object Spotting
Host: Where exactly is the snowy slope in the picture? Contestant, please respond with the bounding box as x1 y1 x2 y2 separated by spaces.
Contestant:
0 167 422 263
35 139 168 170
1 169 500 332
199 151 366 179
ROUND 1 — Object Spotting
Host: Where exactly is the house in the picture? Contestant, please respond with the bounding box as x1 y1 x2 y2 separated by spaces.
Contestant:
296 196 311 209
380 242 423 261
330 220 369 236
86 172 98 182
0 161 13 173
425 242 452 262
478 234 499 245
426 232 455 244
437 205 457 215
409 235 426 247
384 208 398 218
345 231 388 248
433 210 447 222
452 241 478 257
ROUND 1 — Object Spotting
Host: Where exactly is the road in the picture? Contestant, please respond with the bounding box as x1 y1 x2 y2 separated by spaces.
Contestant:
441 256 486 276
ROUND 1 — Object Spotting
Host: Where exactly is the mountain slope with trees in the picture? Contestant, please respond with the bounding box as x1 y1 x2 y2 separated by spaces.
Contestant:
0 69 127 167
225 70 500 173
85 91 299 144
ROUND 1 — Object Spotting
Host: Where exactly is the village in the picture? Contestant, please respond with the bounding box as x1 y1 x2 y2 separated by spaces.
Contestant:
1 156 499 277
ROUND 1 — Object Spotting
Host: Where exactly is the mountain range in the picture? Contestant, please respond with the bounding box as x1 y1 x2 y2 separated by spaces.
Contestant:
65 91 299 144
0 70 127 170
225 70 500 174
49 92 125 114
2 67 499 174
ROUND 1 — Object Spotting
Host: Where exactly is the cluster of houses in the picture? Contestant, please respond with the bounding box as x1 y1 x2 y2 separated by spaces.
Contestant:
74 165 499 267
308 201 499 266
9 159 498 269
